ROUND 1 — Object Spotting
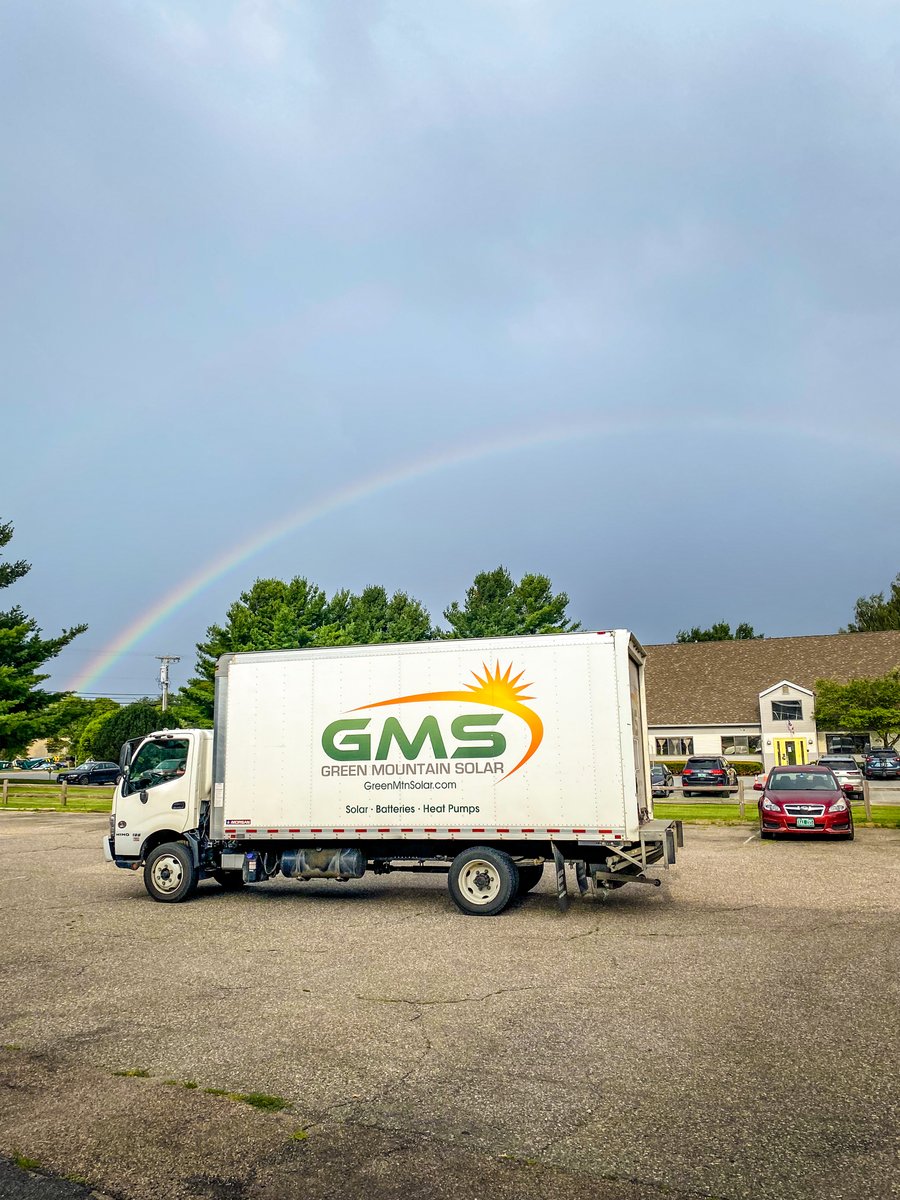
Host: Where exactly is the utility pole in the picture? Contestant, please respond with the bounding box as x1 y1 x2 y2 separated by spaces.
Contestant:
156 655 181 713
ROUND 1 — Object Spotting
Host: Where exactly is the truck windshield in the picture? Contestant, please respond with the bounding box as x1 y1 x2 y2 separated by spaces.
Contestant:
125 738 189 795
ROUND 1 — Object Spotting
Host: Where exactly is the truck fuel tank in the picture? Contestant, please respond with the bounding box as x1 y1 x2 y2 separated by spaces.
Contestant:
280 847 366 881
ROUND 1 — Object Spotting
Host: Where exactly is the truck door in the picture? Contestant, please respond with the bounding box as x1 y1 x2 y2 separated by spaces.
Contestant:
114 736 193 858
628 653 651 818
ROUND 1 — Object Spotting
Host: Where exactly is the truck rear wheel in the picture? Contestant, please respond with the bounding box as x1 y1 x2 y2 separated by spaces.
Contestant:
144 842 198 903
516 863 545 896
448 846 518 916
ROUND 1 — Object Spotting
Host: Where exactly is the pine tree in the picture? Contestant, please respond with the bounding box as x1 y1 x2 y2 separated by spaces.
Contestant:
0 520 87 758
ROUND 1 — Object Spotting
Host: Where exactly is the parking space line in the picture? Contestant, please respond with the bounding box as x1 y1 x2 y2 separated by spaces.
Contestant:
742 832 759 844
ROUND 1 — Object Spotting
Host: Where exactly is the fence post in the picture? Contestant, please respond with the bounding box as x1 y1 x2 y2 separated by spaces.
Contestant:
61 779 68 808
2 779 7 806
738 776 745 819
863 778 872 823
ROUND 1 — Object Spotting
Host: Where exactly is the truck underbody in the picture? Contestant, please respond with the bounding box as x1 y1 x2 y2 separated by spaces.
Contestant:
108 818 683 915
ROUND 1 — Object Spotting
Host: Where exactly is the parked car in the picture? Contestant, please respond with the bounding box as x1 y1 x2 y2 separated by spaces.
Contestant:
758 765 854 839
681 756 738 796
863 749 900 780
650 763 674 798
57 761 120 786
816 756 864 800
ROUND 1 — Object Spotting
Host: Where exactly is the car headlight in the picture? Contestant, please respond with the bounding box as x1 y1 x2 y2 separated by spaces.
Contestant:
829 797 848 812
762 796 780 812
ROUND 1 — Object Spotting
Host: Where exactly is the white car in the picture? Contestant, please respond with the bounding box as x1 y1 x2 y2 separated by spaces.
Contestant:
816 756 864 800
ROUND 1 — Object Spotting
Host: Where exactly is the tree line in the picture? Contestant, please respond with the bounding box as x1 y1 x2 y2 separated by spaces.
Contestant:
3 514 900 761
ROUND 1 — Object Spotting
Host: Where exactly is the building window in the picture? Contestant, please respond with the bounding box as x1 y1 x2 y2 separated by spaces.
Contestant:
655 736 694 756
771 700 802 722
825 734 869 755
721 735 762 755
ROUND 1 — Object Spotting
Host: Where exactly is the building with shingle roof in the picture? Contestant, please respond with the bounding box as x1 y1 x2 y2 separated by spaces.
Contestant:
643 631 900 770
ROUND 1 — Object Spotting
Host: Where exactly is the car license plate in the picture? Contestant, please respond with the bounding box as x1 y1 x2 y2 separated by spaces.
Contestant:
796 817 816 828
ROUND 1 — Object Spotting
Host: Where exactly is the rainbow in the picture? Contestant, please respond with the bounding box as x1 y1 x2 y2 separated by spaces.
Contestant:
68 412 890 693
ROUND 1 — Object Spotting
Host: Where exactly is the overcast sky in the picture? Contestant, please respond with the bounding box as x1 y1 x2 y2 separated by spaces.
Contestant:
4 0 900 701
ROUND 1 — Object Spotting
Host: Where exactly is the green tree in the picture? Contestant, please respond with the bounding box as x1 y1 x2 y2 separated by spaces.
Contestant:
441 567 579 639
675 621 763 644
0 520 87 758
46 696 119 757
843 572 900 632
80 698 176 763
814 672 900 749
172 577 434 727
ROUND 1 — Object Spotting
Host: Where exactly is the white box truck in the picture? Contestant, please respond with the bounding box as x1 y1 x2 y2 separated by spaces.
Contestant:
104 630 682 915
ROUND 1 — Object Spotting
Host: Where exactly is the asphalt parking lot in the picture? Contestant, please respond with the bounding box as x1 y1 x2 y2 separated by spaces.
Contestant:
0 813 898 1200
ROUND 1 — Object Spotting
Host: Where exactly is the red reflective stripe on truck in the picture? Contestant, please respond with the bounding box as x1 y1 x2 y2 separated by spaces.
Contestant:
311 829 322 833
573 829 586 833
332 828 344 832
521 828 534 832
246 829 257 834
546 828 560 833
424 828 437 832
355 828 366 833
378 828 390 833
401 828 413 832
598 829 612 833
496 828 509 833
288 828 300 833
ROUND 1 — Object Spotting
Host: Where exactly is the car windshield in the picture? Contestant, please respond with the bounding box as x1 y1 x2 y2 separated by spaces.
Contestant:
822 759 856 770
651 766 665 776
686 759 720 769
770 771 839 791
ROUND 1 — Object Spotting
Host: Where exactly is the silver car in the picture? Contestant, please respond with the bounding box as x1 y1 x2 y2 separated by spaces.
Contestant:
817 756 864 800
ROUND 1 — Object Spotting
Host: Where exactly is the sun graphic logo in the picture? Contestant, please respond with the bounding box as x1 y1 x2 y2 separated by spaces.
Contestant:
321 662 544 779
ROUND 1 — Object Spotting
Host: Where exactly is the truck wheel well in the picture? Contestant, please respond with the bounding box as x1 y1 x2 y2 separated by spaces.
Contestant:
142 830 187 857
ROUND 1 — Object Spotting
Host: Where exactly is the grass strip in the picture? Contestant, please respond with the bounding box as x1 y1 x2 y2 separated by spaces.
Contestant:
1 789 113 812
655 802 900 828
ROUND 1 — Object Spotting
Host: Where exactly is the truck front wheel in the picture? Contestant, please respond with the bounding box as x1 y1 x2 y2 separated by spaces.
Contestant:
448 846 518 916
144 842 198 903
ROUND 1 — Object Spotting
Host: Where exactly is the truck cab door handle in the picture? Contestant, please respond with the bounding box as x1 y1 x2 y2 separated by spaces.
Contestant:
171 801 186 810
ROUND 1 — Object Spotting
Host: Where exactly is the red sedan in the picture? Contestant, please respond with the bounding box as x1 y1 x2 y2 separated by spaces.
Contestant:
758 765 854 840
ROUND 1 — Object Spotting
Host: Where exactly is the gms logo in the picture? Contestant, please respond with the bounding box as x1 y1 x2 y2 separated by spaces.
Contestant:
321 662 543 781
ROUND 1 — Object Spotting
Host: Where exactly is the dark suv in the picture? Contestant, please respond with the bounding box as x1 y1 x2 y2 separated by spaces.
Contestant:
681 756 739 797
864 749 900 780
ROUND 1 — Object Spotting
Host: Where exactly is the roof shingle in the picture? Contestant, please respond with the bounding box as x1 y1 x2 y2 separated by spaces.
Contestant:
644 632 900 725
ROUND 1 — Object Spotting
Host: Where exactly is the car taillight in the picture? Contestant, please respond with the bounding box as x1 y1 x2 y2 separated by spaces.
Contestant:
710 769 724 775
682 769 692 776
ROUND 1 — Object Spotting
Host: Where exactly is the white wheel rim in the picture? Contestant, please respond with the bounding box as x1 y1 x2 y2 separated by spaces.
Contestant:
152 854 184 893
459 859 502 905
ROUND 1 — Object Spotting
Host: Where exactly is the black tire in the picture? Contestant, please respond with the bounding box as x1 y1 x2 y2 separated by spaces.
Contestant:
683 791 693 798
448 846 518 916
213 869 246 891
760 828 775 839
839 826 855 841
516 863 545 896
144 842 198 903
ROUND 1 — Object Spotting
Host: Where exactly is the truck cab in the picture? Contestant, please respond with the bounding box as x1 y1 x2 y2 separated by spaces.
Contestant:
106 729 212 866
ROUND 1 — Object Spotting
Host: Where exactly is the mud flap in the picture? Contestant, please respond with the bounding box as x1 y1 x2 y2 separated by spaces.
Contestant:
551 842 568 912
575 860 589 895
